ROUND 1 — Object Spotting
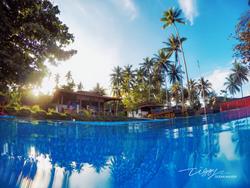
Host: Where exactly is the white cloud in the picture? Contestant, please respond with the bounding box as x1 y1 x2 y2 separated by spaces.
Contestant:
204 66 250 97
178 0 198 25
111 0 138 20
205 68 230 94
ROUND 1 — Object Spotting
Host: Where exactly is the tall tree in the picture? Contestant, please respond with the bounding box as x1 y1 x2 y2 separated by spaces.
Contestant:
230 61 249 97
234 10 250 66
0 0 77 91
163 34 186 65
61 71 75 91
188 79 199 106
224 75 240 97
161 7 190 91
140 57 155 101
167 63 183 85
92 83 106 96
110 66 123 97
171 83 182 105
198 77 212 98
77 82 83 91
122 65 135 93
153 50 172 105
54 73 60 89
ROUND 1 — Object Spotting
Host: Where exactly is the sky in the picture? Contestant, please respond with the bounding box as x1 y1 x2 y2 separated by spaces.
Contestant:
36 0 250 97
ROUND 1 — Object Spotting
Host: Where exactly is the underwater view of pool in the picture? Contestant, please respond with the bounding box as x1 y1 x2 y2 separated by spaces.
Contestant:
0 108 250 188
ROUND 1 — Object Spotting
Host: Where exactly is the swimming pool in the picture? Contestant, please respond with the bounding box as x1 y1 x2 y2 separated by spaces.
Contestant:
0 108 250 188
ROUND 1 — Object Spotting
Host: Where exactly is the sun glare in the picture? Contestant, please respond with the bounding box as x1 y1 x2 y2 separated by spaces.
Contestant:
32 88 40 96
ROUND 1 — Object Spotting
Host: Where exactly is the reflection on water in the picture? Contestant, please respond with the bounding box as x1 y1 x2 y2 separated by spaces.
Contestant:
0 109 250 188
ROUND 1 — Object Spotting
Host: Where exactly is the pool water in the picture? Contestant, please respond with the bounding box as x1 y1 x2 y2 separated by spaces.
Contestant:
0 108 250 188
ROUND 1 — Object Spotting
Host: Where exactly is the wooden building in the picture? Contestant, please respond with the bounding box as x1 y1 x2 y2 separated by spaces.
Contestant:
52 90 120 114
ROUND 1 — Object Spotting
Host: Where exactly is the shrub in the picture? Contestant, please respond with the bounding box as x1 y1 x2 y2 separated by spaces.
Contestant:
16 107 32 117
47 111 70 120
4 106 17 115
82 109 91 118
31 105 42 113
32 110 47 119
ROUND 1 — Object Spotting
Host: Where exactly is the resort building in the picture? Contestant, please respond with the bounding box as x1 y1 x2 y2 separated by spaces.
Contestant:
52 89 120 114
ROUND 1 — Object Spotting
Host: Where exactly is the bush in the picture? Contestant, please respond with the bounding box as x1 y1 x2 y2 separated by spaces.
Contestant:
32 110 47 119
47 111 70 120
80 109 92 119
31 105 42 112
4 106 17 115
16 107 32 117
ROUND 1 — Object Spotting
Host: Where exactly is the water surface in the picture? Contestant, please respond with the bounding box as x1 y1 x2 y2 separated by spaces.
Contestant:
0 108 250 188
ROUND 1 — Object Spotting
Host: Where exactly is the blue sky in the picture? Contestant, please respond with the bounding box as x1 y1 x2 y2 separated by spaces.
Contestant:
39 0 249 97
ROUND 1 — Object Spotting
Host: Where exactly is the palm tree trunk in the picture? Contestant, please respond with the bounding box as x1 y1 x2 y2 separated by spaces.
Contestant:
173 23 190 85
177 56 185 112
149 76 151 102
165 79 169 107
241 85 243 98
173 23 191 105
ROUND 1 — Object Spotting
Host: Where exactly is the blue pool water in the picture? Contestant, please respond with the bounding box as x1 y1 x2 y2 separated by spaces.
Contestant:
0 108 250 188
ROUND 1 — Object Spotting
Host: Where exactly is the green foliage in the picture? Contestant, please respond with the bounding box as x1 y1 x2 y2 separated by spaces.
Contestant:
82 109 92 118
31 105 42 112
61 71 76 91
92 83 106 96
234 10 250 65
4 106 17 114
0 0 77 91
7 90 22 107
16 106 33 117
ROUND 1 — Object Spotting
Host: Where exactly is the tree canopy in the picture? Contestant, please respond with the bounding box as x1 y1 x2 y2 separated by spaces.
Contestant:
234 10 250 66
0 0 77 91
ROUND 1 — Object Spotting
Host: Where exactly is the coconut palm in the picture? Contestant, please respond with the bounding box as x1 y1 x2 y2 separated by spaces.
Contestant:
153 50 172 105
151 62 165 98
167 63 183 85
163 34 186 64
171 83 182 105
188 79 199 105
92 83 106 96
122 65 135 93
198 77 212 98
77 82 83 91
140 57 155 101
224 75 241 97
135 68 146 85
230 61 249 97
54 73 60 89
110 66 123 97
161 7 190 91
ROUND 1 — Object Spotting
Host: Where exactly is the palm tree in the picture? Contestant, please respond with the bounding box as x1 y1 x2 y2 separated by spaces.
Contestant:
171 83 181 105
163 34 186 65
224 75 240 97
54 73 60 89
151 62 165 99
167 63 183 85
161 7 190 91
65 71 73 83
110 66 123 97
140 57 155 101
153 50 172 106
188 79 199 106
77 82 83 91
92 83 106 96
168 63 184 107
197 77 212 98
122 65 135 93
230 61 249 97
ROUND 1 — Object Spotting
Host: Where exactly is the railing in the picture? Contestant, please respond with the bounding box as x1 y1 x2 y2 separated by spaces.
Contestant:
220 96 250 111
